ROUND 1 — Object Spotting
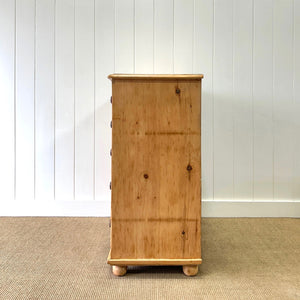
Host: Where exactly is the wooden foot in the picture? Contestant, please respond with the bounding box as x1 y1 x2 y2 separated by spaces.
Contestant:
112 265 127 276
182 265 198 276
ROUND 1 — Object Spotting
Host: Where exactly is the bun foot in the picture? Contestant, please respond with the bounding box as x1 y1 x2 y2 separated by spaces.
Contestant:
112 265 127 276
182 265 198 276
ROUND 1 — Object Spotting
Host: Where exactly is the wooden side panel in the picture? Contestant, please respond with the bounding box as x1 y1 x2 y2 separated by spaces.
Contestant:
111 79 201 260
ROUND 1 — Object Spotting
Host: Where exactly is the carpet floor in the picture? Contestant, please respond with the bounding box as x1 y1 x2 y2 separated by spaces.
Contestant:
0 217 299 299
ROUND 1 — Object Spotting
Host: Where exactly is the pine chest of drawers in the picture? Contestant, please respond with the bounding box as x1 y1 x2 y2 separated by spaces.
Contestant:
107 74 203 276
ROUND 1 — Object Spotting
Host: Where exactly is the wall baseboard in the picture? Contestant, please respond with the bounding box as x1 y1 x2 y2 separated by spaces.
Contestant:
202 200 300 217
0 199 299 217
0 200 111 217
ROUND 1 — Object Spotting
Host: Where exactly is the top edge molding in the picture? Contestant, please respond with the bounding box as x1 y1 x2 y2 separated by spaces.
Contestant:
108 74 204 80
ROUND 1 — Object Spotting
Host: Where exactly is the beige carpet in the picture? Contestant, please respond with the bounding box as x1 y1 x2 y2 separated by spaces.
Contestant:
0 217 299 299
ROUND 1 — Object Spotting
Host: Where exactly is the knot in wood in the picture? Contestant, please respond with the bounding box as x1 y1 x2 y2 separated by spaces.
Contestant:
186 164 192 171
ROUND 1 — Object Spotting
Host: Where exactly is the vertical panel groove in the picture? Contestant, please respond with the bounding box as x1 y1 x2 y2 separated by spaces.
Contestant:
234 0 254 200
212 0 215 201
293 0 295 103
93 0 95 200
34 0 36 199
154 0 173 73
35 0 55 199
172 0 174 73
73 0 76 200
232 0 235 200
294 0 300 201
95 0 114 200
253 0 273 200
271 2 275 201
251 0 254 201
134 0 136 72
14 0 17 200
56 0 75 200
153 0 155 73
192 0 196 74
214 0 234 200
113 0 116 73
14 0 37 199
292 0 295 200
53 0 56 200
74 0 95 200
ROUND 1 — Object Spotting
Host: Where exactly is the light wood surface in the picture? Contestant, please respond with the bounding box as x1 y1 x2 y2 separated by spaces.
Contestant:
108 259 202 266
108 74 203 80
107 250 202 266
108 75 202 275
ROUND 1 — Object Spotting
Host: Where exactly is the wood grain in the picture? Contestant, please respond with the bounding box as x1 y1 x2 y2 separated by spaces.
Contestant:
108 74 203 80
108 76 202 264
108 250 202 266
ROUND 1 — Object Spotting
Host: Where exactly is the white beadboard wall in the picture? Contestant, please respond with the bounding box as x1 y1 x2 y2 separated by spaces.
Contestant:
0 0 299 217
